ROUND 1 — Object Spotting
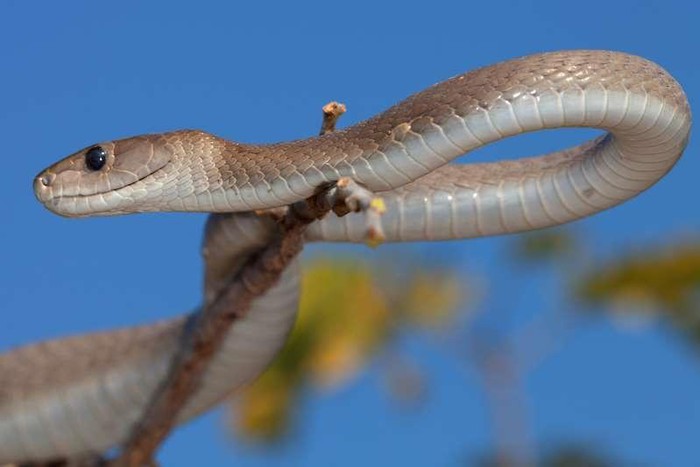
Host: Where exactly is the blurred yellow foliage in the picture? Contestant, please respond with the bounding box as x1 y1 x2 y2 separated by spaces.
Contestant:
230 367 293 440
227 232 700 454
579 241 699 312
394 271 463 329
229 256 462 442
578 240 700 337
299 260 390 388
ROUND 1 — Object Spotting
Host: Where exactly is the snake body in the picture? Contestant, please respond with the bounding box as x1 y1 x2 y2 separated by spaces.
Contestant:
1 51 690 462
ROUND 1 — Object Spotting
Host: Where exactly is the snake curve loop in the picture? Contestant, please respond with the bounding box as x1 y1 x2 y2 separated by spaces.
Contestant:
0 50 690 463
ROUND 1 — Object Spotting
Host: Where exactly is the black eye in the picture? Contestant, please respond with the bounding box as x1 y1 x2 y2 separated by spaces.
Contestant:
85 146 107 171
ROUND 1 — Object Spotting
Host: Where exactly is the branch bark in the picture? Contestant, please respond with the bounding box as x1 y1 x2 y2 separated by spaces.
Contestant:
107 102 356 467
110 212 312 466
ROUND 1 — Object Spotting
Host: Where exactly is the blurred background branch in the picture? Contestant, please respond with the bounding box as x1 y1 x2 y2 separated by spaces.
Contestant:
223 229 699 466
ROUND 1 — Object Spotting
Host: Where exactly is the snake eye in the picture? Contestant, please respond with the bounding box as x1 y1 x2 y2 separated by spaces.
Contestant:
85 146 107 171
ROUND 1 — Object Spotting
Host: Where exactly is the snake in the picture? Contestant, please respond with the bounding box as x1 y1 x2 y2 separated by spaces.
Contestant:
0 50 690 463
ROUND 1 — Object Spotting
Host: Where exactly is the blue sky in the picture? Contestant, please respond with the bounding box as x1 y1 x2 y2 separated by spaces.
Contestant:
1 0 698 465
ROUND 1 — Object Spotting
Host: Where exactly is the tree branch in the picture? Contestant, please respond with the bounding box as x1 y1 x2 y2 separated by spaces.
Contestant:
107 102 376 466
109 200 323 466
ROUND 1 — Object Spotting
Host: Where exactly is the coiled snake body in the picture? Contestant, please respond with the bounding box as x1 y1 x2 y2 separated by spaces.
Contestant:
0 50 690 462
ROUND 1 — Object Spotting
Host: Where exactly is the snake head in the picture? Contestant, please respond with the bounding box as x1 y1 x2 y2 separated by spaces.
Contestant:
34 134 174 217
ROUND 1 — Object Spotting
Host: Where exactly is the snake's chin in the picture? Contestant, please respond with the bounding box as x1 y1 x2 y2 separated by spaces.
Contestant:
37 196 103 218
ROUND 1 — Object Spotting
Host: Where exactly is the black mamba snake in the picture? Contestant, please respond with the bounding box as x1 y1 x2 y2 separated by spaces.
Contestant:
0 50 690 463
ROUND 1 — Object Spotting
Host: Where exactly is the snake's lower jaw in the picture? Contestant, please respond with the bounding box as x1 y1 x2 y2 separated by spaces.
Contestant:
34 197 76 218
33 181 94 218
35 197 115 218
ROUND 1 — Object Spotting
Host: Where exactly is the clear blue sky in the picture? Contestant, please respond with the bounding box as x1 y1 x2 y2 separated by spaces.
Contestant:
1 0 698 465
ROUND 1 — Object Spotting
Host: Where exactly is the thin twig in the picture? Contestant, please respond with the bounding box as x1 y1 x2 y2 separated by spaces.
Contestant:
312 177 386 246
319 101 346 135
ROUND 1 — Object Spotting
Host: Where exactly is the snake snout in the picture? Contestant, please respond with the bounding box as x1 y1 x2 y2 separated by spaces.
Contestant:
33 171 54 200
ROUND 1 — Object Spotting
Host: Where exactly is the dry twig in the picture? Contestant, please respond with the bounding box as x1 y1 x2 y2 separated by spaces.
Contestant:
319 101 346 135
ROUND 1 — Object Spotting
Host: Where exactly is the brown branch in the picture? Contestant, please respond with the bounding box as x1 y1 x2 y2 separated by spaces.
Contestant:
106 102 385 466
109 203 320 467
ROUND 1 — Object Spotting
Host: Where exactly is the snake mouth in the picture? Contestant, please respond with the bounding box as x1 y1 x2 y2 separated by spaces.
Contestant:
34 164 168 217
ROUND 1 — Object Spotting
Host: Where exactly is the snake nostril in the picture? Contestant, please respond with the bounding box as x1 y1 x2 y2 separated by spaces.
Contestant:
38 173 55 187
